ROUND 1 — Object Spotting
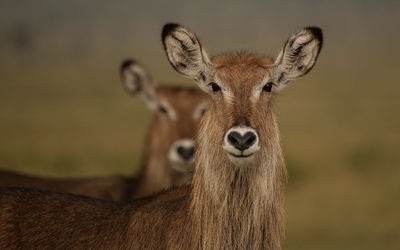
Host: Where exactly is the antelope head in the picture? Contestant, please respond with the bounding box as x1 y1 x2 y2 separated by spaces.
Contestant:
162 24 322 168
120 60 208 173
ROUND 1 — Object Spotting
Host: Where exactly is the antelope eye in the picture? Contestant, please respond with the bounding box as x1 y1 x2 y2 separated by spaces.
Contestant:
159 105 168 114
199 108 206 116
209 82 221 92
262 82 274 92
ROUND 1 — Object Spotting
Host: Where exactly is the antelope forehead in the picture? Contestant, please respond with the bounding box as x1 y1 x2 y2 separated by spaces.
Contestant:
215 76 270 102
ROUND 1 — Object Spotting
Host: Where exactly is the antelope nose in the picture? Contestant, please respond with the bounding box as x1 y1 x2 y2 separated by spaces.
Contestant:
177 145 195 161
227 131 257 151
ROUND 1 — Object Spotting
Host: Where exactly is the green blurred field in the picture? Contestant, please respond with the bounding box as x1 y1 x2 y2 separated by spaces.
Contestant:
1 1 400 249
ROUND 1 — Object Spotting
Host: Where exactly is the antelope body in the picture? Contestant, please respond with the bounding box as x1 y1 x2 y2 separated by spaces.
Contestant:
0 24 323 249
0 60 207 200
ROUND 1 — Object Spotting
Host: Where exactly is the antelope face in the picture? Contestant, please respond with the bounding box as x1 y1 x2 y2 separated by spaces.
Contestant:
162 24 323 167
212 56 273 166
157 87 208 172
120 60 208 172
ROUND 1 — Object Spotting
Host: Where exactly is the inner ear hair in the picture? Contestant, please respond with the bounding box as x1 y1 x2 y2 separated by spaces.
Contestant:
161 23 213 91
270 27 323 93
162 23 201 73
120 59 143 94
119 59 159 110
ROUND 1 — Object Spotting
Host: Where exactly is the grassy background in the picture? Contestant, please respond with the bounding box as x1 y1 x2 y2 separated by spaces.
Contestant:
1 0 399 249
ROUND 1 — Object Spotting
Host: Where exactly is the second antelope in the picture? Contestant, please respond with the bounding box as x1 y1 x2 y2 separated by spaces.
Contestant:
0 60 207 200
0 23 323 249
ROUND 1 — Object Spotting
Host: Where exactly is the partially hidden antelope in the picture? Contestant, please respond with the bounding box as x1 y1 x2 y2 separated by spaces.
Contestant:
0 59 207 200
0 24 322 249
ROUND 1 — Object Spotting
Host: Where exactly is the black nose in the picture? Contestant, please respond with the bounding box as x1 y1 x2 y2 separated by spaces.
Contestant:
177 145 195 161
227 131 256 151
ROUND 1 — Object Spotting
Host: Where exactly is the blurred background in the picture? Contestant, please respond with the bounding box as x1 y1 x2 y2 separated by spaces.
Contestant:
1 0 399 249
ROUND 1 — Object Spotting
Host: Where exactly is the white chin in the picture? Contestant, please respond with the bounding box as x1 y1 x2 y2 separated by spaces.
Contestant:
227 153 255 166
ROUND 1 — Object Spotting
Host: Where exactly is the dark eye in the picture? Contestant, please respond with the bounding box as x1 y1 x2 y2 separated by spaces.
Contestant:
262 82 274 92
209 82 221 92
199 108 206 116
159 105 168 114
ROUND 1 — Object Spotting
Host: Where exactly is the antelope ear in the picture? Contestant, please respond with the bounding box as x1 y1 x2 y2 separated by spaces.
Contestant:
120 59 159 111
162 23 213 93
269 27 323 93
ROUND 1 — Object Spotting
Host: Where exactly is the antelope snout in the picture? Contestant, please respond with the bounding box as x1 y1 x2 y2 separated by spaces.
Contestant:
227 131 257 151
223 127 260 162
168 139 195 172
177 144 195 161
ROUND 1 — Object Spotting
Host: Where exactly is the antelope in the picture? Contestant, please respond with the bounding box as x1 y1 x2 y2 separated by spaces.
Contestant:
0 60 208 200
0 23 323 249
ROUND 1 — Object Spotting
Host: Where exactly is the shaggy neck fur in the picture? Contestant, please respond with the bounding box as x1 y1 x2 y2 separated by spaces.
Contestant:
189 108 287 250
133 118 174 198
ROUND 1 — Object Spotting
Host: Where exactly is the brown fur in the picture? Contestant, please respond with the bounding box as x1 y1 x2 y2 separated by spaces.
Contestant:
133 86 207 197
0 186 190 249
189 54 286 249
0 23 322 248
0 54 286 249
0 171 134 201
0 86 207 200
